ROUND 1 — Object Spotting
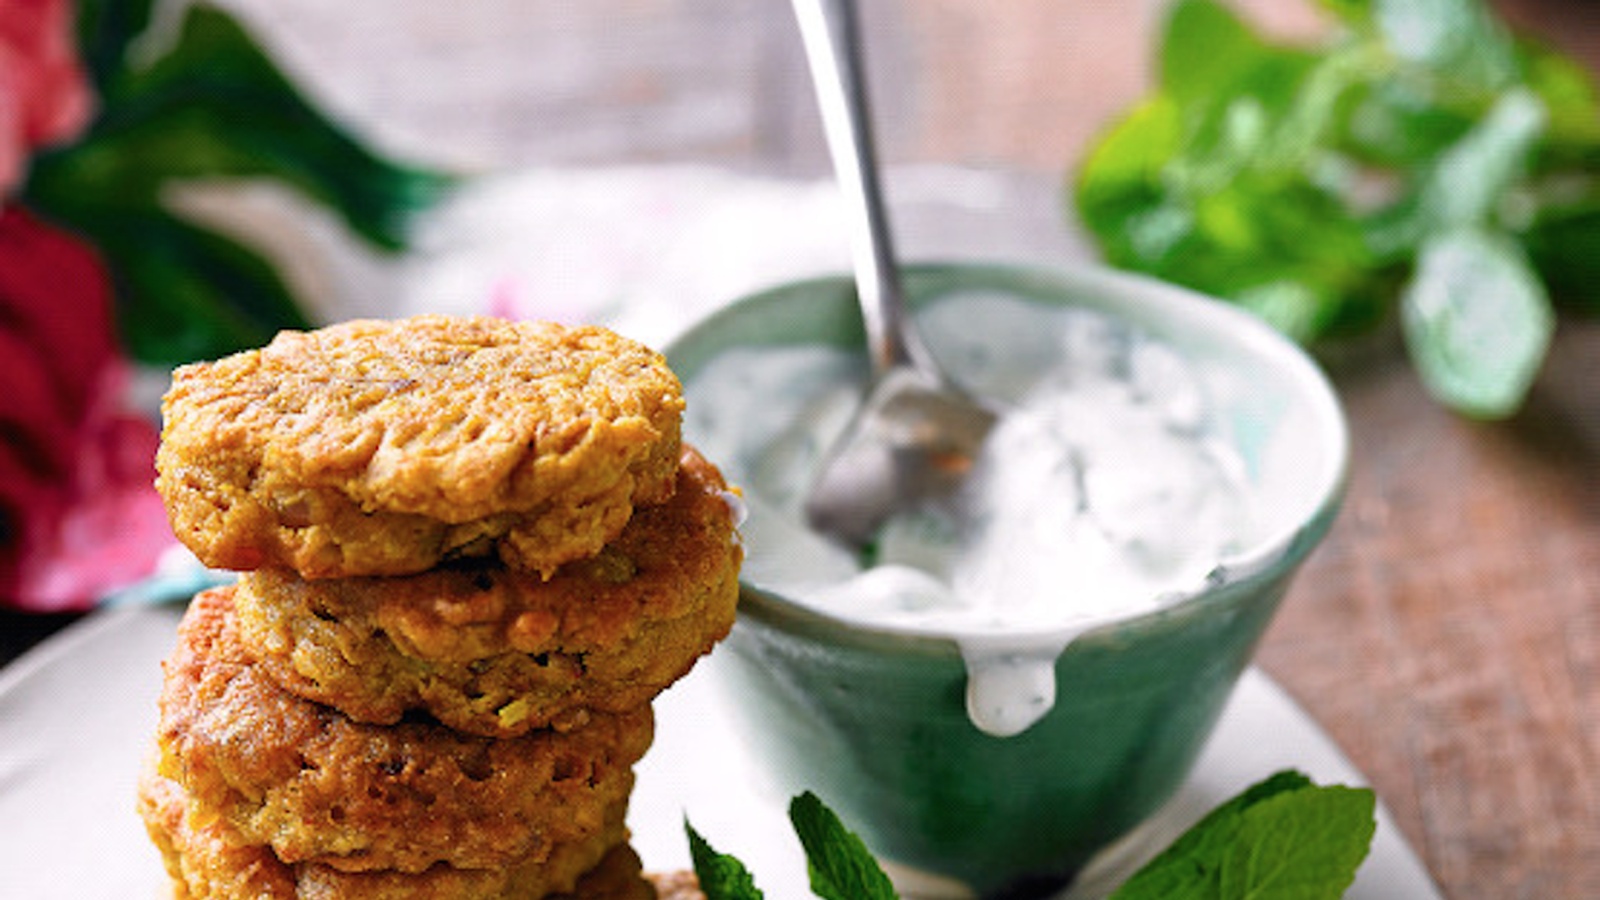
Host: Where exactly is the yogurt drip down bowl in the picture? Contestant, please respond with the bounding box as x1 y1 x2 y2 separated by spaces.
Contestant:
666 263 1348 897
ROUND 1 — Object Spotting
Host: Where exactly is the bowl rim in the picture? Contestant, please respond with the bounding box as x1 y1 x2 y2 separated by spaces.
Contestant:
668 260 1351 648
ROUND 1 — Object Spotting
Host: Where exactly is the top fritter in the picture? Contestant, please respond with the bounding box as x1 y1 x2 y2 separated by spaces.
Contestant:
156 316 684 579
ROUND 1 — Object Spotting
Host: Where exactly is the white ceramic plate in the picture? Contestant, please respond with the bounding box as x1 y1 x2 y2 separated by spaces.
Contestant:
0 603 1440 899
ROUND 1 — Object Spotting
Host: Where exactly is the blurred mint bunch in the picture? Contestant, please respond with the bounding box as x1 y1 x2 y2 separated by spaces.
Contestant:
22 0 452 366
1073 0 1600 418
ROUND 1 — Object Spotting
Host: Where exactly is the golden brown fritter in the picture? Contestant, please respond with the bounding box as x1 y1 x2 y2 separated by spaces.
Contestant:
156 316 684 579
138 765 651 900
235 448 741 737
156 586 653 875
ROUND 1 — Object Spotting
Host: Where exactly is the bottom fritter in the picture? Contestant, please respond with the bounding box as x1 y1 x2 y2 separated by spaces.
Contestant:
138 765 652 900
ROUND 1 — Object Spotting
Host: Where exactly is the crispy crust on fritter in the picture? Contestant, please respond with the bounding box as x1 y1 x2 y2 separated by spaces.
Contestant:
156 587 653 874
235 448 741 737
156 316 684 578
137 765 651 900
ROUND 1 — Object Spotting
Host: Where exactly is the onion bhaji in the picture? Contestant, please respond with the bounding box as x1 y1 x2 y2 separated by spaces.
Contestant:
234 448 740 737
155 587 653 874
143 315 737 900
138 766 650 900
156 316 684 579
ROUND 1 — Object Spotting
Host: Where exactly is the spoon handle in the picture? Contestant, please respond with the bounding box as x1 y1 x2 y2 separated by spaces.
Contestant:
790 0 921 375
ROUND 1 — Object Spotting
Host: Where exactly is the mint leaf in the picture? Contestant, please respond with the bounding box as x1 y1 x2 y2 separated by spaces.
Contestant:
1148 770 1315 865
1518 40 1600 151
1110 770 1376 900
1402 228 1554 418
1311 0 1372 25
1416 89 1546 233
788 792 899 900
1525 199 1600 314
1075 95 1185 271
1160 0 1273 111
1372 0 1518 93
1364 87 1546 266
1217 786 1378 899
1109 770 1313 898
687 820 765 900
1074 0 1600 419
1337 75 1477 169
687 783 1372 900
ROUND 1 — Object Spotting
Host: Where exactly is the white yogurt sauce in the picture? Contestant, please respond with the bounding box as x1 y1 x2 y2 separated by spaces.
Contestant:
685 293 1254 737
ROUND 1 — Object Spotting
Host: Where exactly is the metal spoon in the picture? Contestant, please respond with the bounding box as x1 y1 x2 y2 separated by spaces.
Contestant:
791 0 997 549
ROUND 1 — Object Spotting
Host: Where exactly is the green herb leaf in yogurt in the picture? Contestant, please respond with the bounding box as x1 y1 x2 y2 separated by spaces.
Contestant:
1109 769 1377 900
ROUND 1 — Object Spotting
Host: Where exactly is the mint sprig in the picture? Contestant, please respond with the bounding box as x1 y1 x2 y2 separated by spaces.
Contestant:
686 791 895 900
687 772 1375 900
1074 0 1600 418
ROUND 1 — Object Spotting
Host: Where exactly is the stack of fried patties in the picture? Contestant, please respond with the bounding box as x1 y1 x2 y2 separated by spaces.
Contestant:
138 316 742 899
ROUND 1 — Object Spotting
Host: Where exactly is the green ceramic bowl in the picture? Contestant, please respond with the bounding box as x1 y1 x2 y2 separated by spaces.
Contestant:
666 263 1347 897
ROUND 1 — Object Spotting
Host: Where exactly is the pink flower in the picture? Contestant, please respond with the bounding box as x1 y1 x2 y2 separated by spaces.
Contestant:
0 206 172 611
0 0 93 196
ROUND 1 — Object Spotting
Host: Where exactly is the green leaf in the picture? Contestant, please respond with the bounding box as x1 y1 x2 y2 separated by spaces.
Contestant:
1417 88 1546 232
686 820 765 900
1372 0 1518 93
1167 58 1323 192
1402 228 1554 418
87 3 453 250
1078 79 1381 342
1075 0 1589 417
1160 0 1271 111
1364 87 1546 261
73 0 159 91
1074 94 1186 269
1160 0 1340 162
1217 787 1378 899
788 792 899 900
1312 0 1372 26
1516 39 1600 155
1525 201 1600 314
1110 770 1312 897
1263 45 1389 173
77 209 312 365
1334 69 1478 167
1110 770 1376 900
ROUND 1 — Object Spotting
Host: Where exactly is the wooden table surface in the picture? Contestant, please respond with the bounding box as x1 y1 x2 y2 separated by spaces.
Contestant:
6 1 1598 897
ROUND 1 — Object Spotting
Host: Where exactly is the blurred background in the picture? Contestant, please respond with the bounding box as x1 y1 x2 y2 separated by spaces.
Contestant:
214 0 1596 176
